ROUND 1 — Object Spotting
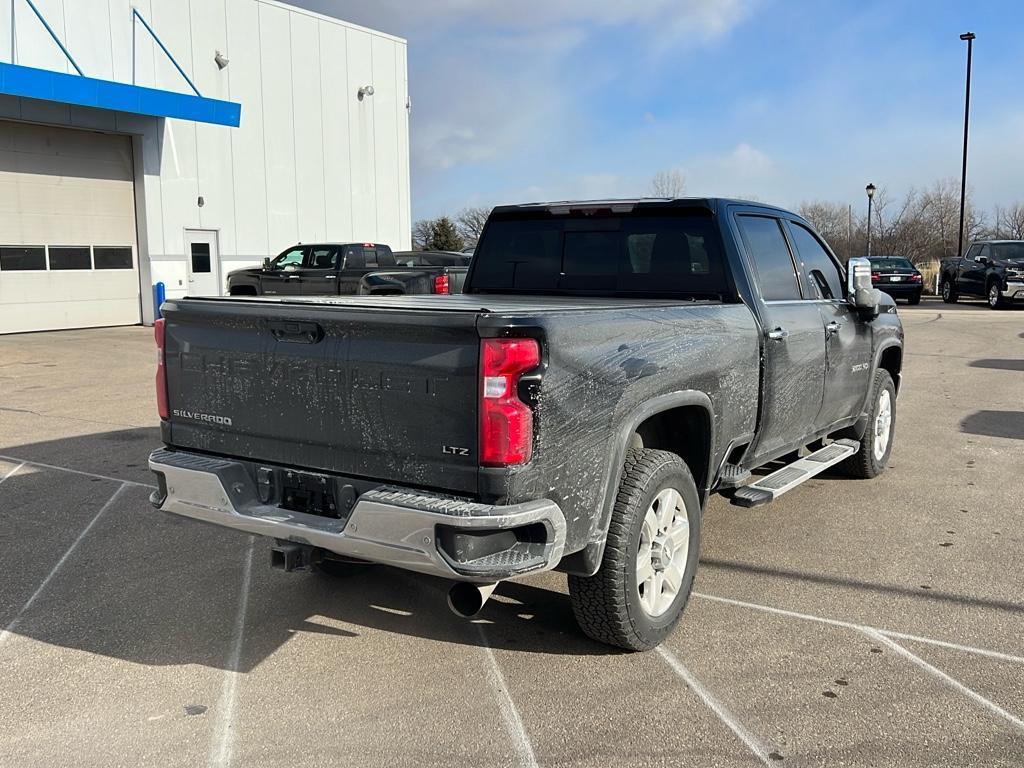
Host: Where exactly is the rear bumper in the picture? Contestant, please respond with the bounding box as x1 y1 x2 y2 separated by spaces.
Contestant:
875 283 922 297
148 449 565 582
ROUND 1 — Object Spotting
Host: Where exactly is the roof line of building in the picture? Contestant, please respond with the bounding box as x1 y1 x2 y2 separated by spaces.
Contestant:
259 0 407 45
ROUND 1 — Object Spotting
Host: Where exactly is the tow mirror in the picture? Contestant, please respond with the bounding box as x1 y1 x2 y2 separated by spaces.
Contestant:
847 257 881 319
262 257 272 270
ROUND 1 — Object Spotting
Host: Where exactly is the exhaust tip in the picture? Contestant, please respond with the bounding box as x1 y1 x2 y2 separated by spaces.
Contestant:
447 581 498 618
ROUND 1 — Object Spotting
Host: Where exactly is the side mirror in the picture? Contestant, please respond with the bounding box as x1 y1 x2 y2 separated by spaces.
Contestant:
847 257 881 319
262 257 272 270
974 254 989 265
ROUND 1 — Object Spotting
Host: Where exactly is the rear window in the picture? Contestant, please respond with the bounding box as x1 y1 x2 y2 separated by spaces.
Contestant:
870 258 914 270
469 210 727 297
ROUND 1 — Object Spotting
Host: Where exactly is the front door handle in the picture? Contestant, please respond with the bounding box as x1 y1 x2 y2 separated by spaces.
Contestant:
287 275 301 280
767 327 789 341
825 321 842 335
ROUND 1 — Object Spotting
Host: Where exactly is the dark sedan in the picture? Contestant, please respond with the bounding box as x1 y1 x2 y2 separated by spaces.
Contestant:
869 257 923 304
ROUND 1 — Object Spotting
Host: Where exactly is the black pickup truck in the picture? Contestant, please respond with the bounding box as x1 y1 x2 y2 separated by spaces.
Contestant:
940 240 1024 309
149 198 903 651
226 243 468 297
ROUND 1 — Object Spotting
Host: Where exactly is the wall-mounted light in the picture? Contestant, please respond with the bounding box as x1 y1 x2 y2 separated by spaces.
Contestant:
214 51 229 69
357 85 375 100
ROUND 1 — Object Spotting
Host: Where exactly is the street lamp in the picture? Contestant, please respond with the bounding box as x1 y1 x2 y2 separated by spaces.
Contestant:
865 183 876 258
957 32 975 258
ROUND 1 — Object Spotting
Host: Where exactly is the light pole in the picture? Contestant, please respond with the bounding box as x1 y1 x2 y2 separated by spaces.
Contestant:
865 183 876 258
957 32 975 258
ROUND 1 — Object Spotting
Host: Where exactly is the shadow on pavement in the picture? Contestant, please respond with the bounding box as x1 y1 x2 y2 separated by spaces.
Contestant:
702 557 1024 616
968 358 1024 372
1 428 614 672
960 410 1024 441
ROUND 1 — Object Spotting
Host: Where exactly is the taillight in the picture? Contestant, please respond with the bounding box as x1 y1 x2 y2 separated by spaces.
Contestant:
871 272 880 282
910 273 923 283
433 274 450 294
480 338 540 466
155 319 169 420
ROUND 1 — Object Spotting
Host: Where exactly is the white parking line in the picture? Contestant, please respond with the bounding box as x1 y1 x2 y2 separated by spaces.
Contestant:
0 461 25 486
657 646 776 766
0 453 156 489
696 592 1024 665
477 625 539 768
0 483 128 650
208 536 255 768
864 629 1024 733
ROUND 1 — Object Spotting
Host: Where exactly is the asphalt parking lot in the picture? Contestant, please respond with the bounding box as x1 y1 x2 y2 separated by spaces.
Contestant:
1 297 1022 767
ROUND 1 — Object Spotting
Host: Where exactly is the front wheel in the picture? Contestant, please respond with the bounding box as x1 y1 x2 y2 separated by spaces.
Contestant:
568 449 701 651
941 278 957 303
844 369 896 479
988 281 1005 310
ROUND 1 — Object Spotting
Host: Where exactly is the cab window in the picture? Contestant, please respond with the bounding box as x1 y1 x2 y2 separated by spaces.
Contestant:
305 246 339 270
737 215 802 301
273 248 305 269
787 222 844 300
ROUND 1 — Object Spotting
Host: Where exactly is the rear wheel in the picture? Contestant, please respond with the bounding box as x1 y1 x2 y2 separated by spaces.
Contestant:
908 292 921 305
941 277 957 303
844 369 896 479
987 280 1005 310
568 449 701 651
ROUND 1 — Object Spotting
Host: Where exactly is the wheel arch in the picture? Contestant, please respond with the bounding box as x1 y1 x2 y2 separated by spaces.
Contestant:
558 390 715 577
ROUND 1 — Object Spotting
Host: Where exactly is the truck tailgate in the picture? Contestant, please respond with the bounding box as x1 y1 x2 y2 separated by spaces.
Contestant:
161 297 481 494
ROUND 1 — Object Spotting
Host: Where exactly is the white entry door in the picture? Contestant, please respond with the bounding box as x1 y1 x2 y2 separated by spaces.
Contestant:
184 230 221 296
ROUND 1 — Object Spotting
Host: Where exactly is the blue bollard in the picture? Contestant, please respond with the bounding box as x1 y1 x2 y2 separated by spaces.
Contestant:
153 281 166 320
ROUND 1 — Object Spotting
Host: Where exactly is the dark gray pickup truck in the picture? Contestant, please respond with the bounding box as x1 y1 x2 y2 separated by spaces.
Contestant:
149 198 903 650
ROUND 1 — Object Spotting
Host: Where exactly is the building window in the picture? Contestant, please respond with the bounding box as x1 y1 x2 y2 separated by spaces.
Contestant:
0 246 47 271
94 247 134 270
48 246 93 270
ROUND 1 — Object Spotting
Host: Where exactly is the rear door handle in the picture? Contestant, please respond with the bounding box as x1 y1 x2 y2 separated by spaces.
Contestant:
767 327 789 341
825 321 842 335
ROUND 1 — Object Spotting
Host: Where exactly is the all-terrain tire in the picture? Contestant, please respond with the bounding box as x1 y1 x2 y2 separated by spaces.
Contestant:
568 449 701 651
844 369 896 479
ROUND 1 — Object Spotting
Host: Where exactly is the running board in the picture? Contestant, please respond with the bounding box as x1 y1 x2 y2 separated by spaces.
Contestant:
730 439 859 508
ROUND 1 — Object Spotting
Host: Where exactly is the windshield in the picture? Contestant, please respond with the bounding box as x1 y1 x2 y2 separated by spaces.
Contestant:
990 243 1024 261
470 209 728 297
870 258 915 270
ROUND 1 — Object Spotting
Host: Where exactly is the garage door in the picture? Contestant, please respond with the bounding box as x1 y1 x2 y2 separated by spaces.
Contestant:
0 120 140 334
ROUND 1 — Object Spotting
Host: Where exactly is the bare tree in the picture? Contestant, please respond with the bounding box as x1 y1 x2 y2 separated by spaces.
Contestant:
798 200 853 261
455 207 490 246
992 202 1024 239
412 219 435 250
650 169 686 197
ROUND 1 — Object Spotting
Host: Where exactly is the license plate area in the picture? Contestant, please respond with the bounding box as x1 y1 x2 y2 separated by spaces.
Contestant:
890 276 902 282
277 469 348 519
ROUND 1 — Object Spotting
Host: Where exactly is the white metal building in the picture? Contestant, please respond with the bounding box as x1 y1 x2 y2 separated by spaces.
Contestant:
0 0 411 334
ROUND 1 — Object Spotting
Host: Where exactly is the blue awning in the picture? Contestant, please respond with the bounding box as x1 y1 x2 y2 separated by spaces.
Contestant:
0 62 241 127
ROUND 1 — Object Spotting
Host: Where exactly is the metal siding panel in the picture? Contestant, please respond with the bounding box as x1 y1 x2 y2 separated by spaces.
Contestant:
345 28 376 240
258 3 298 252
63 0 115 80
12 0 71 74
319 20 352 242
291 12 326 242
371 35 399 249
191 0 235 256
395 42 411 250
225 0 269 260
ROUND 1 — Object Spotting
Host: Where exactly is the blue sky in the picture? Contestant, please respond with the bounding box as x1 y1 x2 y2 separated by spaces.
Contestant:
297 1 1024 222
